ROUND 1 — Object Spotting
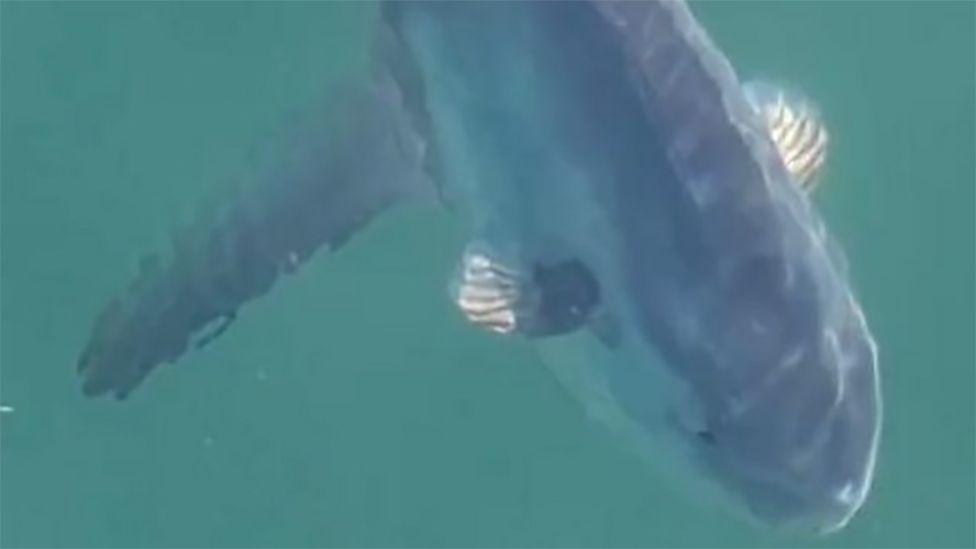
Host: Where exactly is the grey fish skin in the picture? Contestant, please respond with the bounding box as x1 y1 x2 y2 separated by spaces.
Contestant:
388 0 879 533
604 2 880 532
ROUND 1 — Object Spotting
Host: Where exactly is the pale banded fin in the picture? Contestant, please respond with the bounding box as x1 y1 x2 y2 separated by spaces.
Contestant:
743 81 828 193
453 246 600 338
454 249 529 335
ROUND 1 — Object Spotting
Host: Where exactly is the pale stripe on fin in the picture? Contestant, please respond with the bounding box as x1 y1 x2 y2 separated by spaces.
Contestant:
743 81 829 193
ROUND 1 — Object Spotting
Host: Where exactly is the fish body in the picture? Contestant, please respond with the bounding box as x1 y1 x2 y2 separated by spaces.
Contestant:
78 0 879 533
390 1 879 533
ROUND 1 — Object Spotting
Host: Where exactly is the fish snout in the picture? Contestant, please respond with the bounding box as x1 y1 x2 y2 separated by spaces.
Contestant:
721 323 879 534
734 412 877 535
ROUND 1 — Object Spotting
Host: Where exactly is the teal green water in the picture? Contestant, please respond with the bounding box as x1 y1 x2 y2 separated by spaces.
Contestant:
1 2 973 547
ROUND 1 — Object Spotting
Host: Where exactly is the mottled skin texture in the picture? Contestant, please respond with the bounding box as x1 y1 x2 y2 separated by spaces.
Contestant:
77 0 879 533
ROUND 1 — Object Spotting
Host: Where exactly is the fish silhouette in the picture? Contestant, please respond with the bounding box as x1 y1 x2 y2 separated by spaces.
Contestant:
78 1 879 534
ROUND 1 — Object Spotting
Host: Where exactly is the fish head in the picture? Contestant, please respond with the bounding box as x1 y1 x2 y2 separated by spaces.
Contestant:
651 246 882 534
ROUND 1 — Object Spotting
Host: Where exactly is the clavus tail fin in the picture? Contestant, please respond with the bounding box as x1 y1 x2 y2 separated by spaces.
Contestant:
77 32 432 399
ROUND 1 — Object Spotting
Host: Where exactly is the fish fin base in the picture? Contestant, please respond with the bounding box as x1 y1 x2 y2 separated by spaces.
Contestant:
453 245 599 338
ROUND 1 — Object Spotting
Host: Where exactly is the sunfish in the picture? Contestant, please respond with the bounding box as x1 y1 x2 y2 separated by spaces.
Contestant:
78 1 880 534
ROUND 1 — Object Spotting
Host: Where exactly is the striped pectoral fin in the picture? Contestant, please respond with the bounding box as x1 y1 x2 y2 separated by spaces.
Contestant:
453 244 600 338
743 81 829 193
